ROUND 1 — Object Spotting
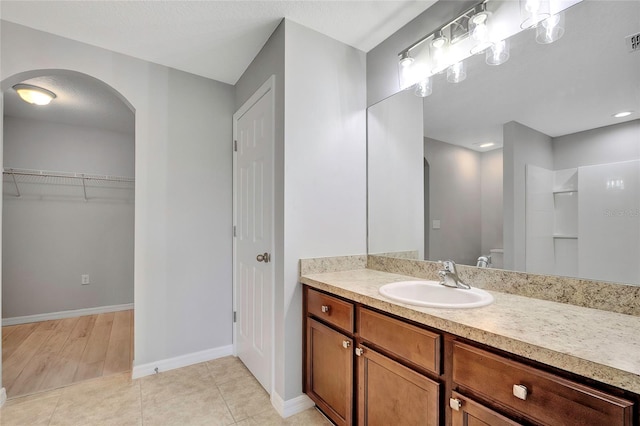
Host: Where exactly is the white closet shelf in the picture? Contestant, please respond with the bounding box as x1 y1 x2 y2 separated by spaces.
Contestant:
3 167 134 201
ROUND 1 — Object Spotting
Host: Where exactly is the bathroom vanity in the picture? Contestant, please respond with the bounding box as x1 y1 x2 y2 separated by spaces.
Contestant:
301 265 640 426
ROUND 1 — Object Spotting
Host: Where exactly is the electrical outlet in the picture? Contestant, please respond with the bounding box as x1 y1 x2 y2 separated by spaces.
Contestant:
81 274 90 285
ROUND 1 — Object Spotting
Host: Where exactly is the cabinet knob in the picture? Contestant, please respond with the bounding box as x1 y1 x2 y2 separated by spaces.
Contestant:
449 398 463 411
513 384 528 400
342 340 351 349
355 347 364 357
321 305 330 313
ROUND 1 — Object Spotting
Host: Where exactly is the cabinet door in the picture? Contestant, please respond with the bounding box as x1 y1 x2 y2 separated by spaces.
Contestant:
450 391 522 426
306 318 353 426
357 345 439 426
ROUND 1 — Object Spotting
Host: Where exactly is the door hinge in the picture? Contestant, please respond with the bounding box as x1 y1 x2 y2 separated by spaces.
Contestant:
234 140 238 152
233 311 237 323
233 225 236 237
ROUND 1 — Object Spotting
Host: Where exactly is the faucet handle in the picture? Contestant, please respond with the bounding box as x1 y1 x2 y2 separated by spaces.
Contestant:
442 260 456 273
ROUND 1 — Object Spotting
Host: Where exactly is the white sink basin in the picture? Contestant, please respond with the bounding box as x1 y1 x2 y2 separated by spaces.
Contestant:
379 280 493 309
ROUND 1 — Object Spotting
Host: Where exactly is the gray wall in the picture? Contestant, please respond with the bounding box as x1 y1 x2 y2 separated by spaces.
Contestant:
3 116 134 318
424 137 481 266
283 20 366 400
366 1 476 107
481 148 503 255
554 120 640 169
503 121 553 271
1 21 235 370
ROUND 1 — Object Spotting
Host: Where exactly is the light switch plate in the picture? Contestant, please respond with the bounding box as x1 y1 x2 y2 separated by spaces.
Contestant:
432 220 441 229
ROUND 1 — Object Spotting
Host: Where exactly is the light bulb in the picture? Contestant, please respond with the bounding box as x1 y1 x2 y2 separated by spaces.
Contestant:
415 77 433 97
536 12 565 44
447 61 467 83
520 0 550 29
486 39 510 65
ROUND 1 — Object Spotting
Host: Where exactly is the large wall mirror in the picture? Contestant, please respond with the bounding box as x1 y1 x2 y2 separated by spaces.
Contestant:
368 0 640 286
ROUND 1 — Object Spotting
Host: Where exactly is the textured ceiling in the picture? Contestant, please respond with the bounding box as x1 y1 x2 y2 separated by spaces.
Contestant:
1 0 437 134
0 1 437 85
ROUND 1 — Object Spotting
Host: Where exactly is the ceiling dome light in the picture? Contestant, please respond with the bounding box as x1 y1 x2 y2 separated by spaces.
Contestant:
613 111 633 118
13 84 57 106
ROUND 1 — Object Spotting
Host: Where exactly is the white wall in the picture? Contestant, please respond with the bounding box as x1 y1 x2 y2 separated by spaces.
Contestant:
3 116 134 318
368 90 423 257
1 21 235 370
503 121 553 271
284 20 367 400
424 137 481 266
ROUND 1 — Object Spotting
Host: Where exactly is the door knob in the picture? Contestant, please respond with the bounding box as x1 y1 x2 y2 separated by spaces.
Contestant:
256 252 271 263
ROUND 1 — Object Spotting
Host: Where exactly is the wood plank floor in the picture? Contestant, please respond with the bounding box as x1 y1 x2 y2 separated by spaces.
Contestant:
2 310 133 399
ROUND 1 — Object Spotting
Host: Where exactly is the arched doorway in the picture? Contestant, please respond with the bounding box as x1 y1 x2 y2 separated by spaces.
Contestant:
1 70 135 399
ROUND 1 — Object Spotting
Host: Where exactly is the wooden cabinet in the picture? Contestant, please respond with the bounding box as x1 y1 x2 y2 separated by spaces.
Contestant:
452 341 634 426
306 317 353 426
304 285 637 426
357 345 439 426
450 391 522 426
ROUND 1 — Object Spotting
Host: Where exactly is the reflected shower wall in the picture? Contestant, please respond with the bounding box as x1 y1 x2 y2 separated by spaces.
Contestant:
526 160 639 285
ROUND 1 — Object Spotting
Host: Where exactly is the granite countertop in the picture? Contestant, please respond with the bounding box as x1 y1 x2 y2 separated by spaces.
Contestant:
300 268 640 394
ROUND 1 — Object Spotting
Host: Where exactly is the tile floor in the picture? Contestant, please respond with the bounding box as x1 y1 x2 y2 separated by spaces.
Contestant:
0 356 331 426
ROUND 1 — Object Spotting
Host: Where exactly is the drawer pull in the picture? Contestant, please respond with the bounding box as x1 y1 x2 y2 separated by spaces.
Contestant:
321 305 330 313
342 340 351 349
355 347 364 357
449 398 463 411
513 384 528 400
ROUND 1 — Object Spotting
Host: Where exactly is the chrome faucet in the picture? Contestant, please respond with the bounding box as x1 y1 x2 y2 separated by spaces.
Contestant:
438 260 471 289
476 255 491 268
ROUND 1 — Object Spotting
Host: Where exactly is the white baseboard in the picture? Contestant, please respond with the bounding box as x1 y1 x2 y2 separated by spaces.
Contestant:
0 387 6 407
271 391 315 418
2 303 134 326
132 345 233 379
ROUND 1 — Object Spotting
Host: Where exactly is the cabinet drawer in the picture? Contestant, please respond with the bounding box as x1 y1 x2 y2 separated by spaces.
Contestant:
307 288 354 333
453 342 633 426
451 391 522 426
358 307 440 374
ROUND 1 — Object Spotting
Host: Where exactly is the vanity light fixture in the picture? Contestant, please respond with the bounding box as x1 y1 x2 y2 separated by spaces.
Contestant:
613 111 633 118
486 39 510 65
447 61 467 83
536 12 565 44
431 30 448 49
415 76 433 97
479 142 495 148
399 51 414 69
520 0 550 29
13 84 56 106
469 3 493 54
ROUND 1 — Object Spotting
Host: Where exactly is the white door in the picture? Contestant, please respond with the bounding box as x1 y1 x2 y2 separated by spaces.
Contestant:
233 77 274 393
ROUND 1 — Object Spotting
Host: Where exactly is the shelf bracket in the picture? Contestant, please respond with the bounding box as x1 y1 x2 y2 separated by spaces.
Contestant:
9 169 21 198
81 174 88 202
